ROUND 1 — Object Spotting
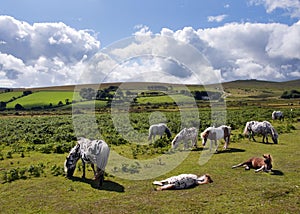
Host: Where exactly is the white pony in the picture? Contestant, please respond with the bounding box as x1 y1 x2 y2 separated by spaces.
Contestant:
272 111 284 121
64 137 110 188
171 127 198 150
200 125 231 152
243 121 278 144
148 123 172 142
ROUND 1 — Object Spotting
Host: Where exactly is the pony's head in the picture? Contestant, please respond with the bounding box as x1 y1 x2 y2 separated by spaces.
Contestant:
171 130 184 149
270 127 278 144
64 144 81 178
200 128 211 146
171 135 180 149
263 154 273 172
165 127 172 139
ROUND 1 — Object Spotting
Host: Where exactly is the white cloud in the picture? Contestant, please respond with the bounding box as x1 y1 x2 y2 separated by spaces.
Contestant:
0 15 100 87
0 15 300 88
207 14 228 23
249 0 300 18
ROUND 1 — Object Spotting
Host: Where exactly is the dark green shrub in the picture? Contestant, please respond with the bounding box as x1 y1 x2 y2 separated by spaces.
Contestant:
50 164 65 176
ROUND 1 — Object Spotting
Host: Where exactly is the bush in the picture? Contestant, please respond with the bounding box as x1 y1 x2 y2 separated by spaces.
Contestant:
153 137 169 148
50 164 65 176
281 90 300 99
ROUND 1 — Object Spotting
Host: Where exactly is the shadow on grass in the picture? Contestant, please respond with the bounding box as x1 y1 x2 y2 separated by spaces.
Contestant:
216 148 246 154
69 176 125 192
191 147 205 152
270 169 284 176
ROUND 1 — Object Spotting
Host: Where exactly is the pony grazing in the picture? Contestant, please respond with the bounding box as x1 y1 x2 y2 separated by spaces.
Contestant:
64 137 110 188
272 111 284 121
171 127 198 150
153 173 213 191
232 154 273 173
200 125 231 153
148 123 172 142
243 121 278 144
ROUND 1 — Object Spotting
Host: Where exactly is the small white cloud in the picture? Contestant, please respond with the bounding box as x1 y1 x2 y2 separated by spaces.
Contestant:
207 14 228 23
133 25 152 37
249 0 300 18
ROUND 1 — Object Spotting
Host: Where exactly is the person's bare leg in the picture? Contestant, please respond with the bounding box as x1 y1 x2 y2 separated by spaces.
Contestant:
156 184 175 191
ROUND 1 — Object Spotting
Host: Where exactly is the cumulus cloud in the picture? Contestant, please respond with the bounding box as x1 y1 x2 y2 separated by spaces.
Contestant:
249 0 300 18
0 16 100 87
0 15 300 88
196 21 300 82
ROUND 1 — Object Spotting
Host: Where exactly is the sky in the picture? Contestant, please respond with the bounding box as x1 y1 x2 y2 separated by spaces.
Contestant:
0 0 300 88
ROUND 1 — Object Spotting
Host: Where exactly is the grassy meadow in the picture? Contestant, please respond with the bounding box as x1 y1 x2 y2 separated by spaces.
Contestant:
5 91 76 109
0 80 300 213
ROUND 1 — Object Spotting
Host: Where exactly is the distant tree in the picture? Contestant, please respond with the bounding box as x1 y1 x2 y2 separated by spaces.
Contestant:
58 101 63 106
15 103 24 110
281 90 300 99
0 101 6 110
79 88 96 100
23 91 32 96
65 99 70 105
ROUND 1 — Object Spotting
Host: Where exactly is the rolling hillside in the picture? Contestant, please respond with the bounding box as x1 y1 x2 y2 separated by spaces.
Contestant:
0 79 299 110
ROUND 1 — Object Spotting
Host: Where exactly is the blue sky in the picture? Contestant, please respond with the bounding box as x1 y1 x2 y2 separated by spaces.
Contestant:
0 0 300 87
1 0 297 46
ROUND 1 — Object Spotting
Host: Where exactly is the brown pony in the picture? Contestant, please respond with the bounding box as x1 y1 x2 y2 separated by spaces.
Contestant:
232 154 272 173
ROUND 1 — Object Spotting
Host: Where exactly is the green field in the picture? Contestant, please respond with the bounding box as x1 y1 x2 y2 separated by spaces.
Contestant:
0 80 300 213
6 91 76 109
0 91 23 102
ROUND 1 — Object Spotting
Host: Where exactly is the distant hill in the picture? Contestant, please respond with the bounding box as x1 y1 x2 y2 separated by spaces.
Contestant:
1 78 300 93
222 79 300 90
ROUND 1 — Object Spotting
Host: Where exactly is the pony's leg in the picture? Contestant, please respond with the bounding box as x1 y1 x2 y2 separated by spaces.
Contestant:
81 160 86 179
193 137 198 148
251 133 256 142
232 162 247 169
255 166 265 173
224 135 230 149
93 168 104 188
91 163 96 177
215 140 219 153
225 139 229 149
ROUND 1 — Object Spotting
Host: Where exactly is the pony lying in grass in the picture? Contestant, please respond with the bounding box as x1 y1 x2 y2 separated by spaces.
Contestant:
171 127 198 150
148 123 172 142
64 137 110 188
200 125 231 153
232 154 272 173
153 173 213 191
243 121 278 144
272 111 284 121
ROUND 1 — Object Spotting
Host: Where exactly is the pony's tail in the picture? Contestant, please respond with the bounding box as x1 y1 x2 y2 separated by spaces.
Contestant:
243 123 249 135
98 141 110 171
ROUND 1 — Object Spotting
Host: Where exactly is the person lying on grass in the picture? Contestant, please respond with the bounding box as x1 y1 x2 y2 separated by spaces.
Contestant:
153 173 213 191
